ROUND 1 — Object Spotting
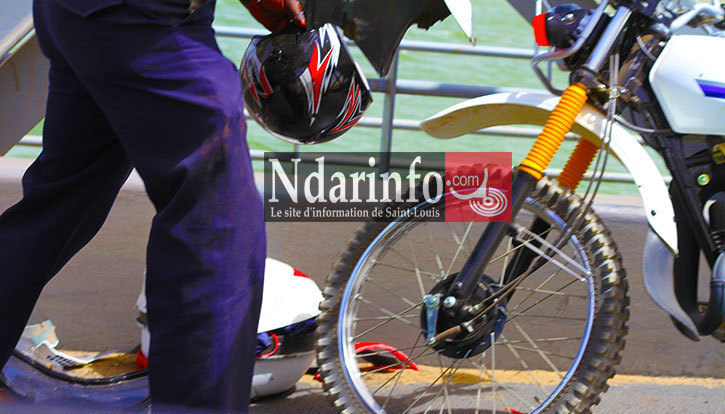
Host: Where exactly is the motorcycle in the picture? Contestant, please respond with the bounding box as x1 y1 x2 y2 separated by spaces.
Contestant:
309 0 725 413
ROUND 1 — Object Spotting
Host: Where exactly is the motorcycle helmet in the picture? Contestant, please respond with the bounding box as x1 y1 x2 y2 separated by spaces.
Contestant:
240 23 373 145
136 258 323 398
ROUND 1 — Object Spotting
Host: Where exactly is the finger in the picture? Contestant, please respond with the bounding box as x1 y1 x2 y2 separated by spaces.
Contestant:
283 0 306 27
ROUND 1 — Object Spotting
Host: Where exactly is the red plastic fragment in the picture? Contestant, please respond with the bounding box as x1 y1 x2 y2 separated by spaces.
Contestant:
313 341 420 384
505 408 526 414
136 349 148 370
355 341 419 372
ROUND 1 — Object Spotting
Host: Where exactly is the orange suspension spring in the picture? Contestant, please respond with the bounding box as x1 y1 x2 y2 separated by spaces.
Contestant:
519 83 589 181
558 138 599 190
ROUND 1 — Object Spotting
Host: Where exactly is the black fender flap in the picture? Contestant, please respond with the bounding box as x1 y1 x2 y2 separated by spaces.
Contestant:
301 0 450 76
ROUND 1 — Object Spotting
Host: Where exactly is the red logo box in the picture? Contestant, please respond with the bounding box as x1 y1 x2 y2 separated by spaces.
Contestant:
444 152 512 222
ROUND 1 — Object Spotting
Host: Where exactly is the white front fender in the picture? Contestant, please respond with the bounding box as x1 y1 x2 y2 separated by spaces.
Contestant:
420 92 678 254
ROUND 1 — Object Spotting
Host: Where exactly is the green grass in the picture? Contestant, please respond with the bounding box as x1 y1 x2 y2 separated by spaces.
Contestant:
7 0 670 195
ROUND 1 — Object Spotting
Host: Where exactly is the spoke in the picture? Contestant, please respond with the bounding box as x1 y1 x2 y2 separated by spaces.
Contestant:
461 221 476 253
510 345 576 360
503 336 582 345
357 295 419 328
419 354 468 414
475 351 484 414
425 223 446 278
498 334 549 395
445 221 474 277
500 237 514 282
454 237 565 329
512 320 562 377
365 276 419 307
509 269 563 314
491 332 497 414
489 234 535 265
501 225 530 286
374 262 442 281
354 315 418 322
403 351 468 414
366 347 439 379
446 222 473 257
381 334 424 410
434 354 453 414
476 345 536 411
508 313 586 322
355 342 429 359
386 246 420 268
517 237 587 282
507 278 579 323
515 224 591 278
352 300 422 341
488 226 555 266
513 286 587 299
440 228 557 323
406 231 429 300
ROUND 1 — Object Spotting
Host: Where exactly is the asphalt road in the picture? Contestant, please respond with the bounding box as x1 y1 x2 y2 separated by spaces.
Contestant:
0 157 723 413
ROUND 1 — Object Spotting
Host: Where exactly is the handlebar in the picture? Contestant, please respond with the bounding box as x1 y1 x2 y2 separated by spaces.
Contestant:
669 2 725 32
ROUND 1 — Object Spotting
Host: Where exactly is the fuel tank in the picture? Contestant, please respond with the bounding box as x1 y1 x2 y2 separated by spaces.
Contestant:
649 35 725 136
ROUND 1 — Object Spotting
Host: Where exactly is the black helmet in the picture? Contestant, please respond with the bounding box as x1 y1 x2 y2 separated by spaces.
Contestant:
240 23 373 145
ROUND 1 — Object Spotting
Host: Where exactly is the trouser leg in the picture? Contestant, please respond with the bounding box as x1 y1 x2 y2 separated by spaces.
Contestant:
33 1 266 409
111 48 266 413
0 59 132 370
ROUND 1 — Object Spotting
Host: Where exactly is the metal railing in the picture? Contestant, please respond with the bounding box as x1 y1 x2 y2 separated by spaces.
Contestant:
15 25 665 184
213 26 655 184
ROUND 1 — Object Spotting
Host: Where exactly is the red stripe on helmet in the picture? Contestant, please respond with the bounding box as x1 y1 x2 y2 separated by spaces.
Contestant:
308 44 334 115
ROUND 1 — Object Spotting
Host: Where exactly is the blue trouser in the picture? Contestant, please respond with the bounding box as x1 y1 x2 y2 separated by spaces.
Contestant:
0 0 266 410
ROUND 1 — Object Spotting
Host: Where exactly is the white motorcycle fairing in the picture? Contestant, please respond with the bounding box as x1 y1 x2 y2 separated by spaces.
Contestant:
649 35 725 136
137 258 323 398
419 92 678 254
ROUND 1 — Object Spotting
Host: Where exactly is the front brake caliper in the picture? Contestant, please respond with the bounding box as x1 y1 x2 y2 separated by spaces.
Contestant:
423 294 441 345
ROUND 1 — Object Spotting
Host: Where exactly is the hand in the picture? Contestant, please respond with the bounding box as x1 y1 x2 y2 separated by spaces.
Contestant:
242 0 306 32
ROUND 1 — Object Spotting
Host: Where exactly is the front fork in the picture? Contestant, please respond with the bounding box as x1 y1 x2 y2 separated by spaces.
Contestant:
445 82 598 305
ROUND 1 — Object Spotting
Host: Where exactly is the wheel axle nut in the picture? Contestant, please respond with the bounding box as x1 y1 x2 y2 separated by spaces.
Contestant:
443 296 457 308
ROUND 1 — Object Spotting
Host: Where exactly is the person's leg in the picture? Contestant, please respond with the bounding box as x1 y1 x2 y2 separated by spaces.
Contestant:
37 0 266 409
0 46 133 370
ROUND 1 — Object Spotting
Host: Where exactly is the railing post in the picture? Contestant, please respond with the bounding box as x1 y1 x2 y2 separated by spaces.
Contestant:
379 50 399 174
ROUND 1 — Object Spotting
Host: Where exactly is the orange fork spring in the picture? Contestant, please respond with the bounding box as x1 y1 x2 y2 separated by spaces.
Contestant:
518 82 589 181
558 138 599 190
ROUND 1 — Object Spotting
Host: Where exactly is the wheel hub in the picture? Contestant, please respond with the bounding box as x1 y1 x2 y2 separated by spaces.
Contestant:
421 273 507 358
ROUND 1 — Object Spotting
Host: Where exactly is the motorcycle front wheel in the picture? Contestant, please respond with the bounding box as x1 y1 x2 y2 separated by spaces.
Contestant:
316 177 629 414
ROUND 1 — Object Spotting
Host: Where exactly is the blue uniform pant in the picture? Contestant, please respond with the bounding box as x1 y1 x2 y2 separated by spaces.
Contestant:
0 0 266 410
